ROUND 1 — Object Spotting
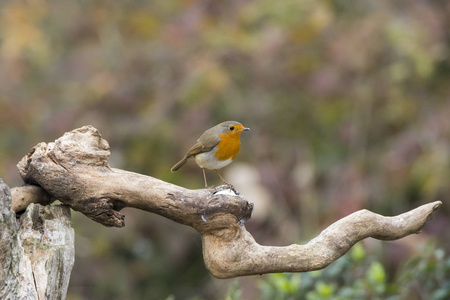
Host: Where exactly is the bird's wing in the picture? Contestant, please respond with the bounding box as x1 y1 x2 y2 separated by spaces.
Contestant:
185 135 219 157
171 139 215 172
171 128 221 172
185 129 220 156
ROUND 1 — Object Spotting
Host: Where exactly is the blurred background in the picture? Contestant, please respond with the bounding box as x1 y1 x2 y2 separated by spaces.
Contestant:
1 0 449 299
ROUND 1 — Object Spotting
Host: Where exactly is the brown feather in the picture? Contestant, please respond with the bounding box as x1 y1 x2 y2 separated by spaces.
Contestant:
171 156 188 172
171 138 220 172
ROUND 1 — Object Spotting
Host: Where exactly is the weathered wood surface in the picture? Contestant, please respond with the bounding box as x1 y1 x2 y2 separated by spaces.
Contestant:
12 126 442 278
0 178 74 299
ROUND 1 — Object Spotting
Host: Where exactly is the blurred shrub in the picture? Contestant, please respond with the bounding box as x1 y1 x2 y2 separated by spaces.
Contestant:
398 244 450 300
251 243 450 300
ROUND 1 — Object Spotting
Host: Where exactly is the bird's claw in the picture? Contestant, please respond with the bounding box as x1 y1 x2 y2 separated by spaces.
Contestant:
213 183 239 195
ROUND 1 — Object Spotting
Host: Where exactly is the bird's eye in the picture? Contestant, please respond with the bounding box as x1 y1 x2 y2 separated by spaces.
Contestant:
229 126 235 131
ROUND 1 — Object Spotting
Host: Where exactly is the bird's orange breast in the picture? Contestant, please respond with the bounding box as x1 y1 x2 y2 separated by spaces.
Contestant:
214 132 241 161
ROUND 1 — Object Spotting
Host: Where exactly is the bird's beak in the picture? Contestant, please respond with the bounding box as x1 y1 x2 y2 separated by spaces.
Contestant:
243 127 250 131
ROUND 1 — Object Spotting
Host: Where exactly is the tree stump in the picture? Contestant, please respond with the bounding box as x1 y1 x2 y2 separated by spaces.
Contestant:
0 178 74 299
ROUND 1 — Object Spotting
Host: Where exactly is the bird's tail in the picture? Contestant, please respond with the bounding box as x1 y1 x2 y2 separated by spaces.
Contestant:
171 156 188 172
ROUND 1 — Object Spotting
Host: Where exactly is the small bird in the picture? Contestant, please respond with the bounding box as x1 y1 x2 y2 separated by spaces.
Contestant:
171 121 250 187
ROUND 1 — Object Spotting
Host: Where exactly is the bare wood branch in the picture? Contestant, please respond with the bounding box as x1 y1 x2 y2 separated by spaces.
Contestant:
13 125 442 278
11 185 53 212
201 201 441 278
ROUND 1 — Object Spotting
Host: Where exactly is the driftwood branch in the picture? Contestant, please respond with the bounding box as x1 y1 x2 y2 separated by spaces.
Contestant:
12 125 442 278
11 185 53 212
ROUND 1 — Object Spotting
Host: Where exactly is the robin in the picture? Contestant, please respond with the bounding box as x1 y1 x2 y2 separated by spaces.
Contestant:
171 121 250 187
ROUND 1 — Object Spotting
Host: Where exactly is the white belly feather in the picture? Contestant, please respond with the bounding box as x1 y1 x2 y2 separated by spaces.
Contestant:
195 148 233 170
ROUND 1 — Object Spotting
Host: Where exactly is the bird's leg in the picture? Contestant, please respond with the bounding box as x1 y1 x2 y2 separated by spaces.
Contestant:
214 169 239 194
214 170 232 187
202 168 208 188
214 169 226 184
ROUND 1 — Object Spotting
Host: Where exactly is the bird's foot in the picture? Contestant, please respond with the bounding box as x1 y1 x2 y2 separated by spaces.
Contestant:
214 183 239 195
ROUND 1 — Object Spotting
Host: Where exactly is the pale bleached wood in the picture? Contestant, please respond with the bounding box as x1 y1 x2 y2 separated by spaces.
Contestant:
1 178 74 299
13 125 442 278
11 185 53 212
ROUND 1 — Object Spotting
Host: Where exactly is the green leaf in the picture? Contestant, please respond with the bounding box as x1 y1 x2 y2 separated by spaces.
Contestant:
368 261 386 283
315 281 335 297
351 243 366 262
